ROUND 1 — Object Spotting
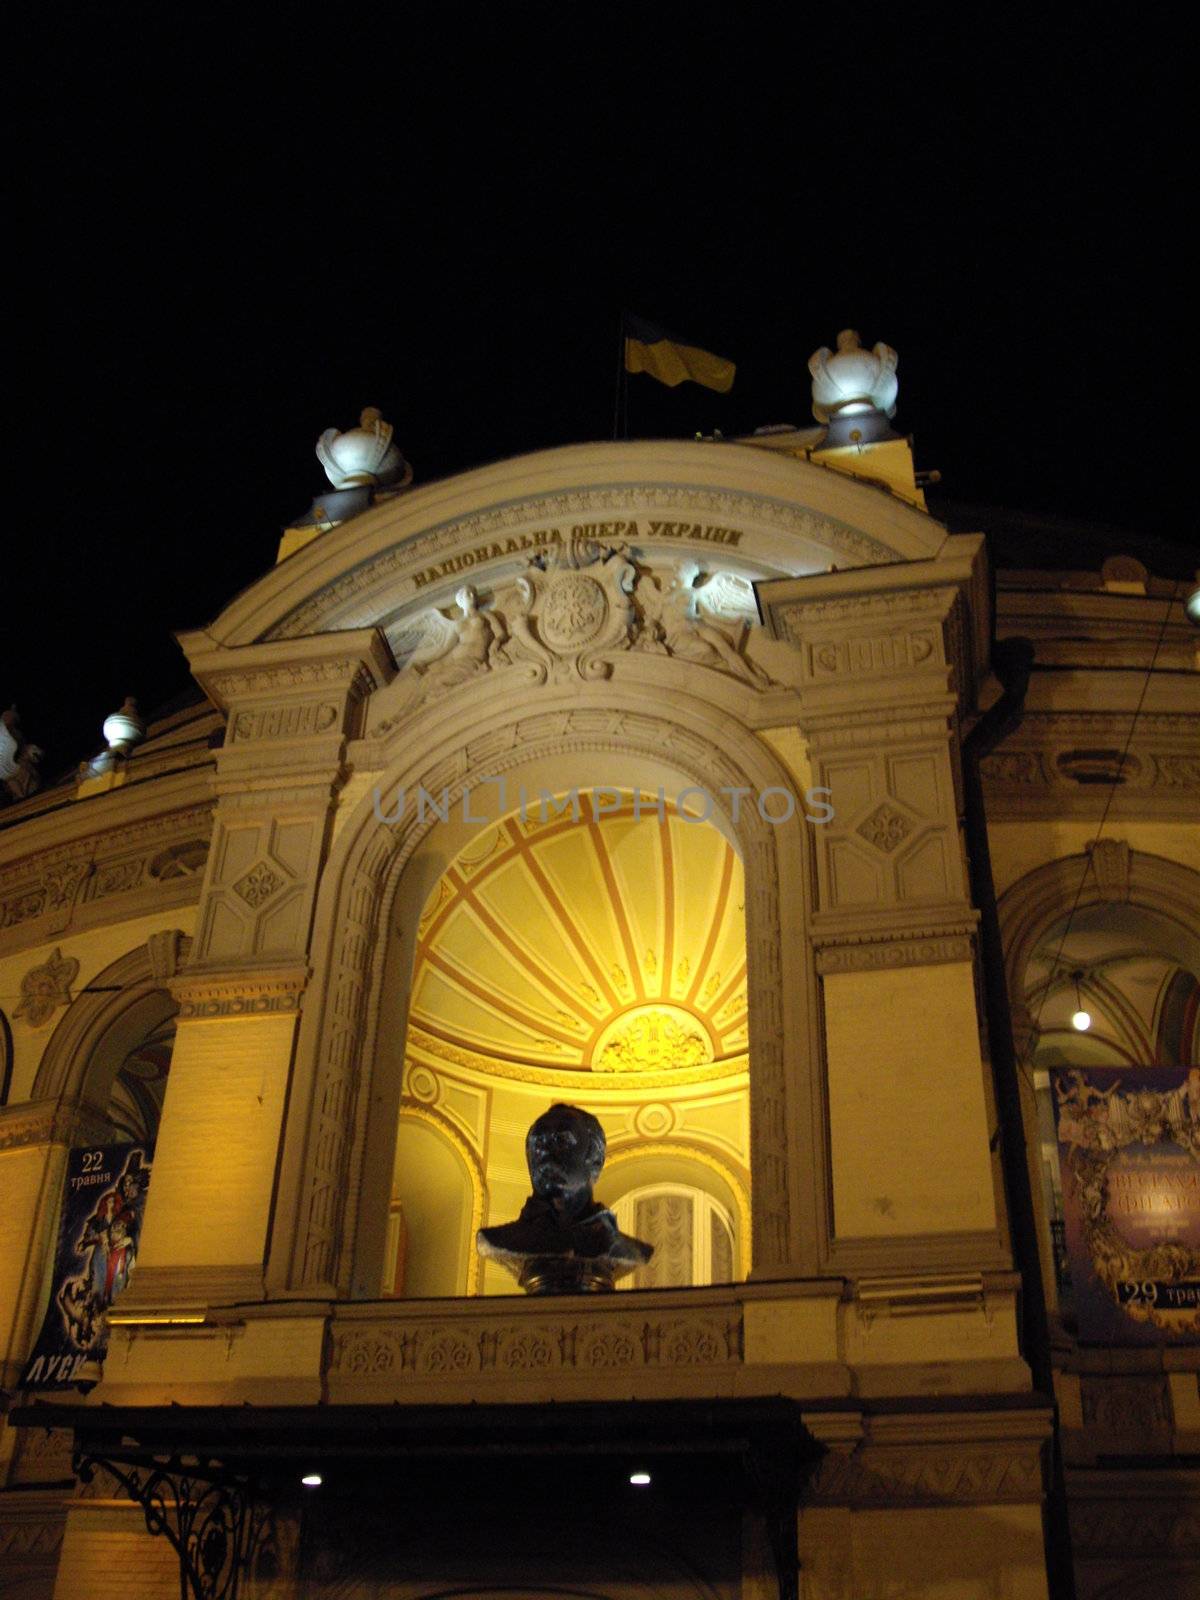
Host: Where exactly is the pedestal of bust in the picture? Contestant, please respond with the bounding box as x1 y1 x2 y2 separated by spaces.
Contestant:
517 1256 621 1295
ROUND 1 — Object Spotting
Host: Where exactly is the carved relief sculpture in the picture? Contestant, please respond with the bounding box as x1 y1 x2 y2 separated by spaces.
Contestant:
0 706 43 803
15 948 81 1027
637 559 768 683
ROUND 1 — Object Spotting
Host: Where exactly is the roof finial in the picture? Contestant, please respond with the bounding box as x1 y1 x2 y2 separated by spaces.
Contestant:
316 407 412 490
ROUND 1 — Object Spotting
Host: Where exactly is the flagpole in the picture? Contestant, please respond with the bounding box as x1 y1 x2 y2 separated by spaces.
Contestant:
613 310 626 441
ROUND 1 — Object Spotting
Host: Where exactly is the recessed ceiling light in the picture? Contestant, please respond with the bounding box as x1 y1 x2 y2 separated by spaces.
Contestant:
629 1470 651 1486
301 1473 323 1488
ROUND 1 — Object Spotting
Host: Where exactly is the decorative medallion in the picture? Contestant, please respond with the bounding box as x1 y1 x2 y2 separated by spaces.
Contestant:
232 861 284 908
856 802 913 853
406 1063 440 1104
15 947 80 1027
505 539 638 681
538 572 608 648
634 1101 677 1138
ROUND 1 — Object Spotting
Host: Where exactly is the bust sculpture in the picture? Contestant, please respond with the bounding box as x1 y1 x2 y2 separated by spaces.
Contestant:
808 329 899 421
476 1103 652 1294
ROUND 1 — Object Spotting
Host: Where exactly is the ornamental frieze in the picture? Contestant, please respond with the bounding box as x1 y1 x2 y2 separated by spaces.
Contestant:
809 1442 1045 1506
0 810 213 943
328 1306 743 1384
171 965 309 1019
264 484 894 642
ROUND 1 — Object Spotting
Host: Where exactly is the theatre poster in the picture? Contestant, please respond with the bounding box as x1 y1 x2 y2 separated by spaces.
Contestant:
20 1141 153 1390
1050 1066 1200 1344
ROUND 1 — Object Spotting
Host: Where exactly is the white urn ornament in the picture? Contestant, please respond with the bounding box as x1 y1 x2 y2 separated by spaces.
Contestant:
102 697 145 755
315 406 411 490
809 330 899 422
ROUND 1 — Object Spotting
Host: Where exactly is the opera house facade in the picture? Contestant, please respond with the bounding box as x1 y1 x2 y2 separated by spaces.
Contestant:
1 343 1196 1598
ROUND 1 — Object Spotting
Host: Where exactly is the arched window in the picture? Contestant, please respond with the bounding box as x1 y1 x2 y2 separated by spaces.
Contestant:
31 939 188 1148
613 1183 736 1289
104 1009 175 1145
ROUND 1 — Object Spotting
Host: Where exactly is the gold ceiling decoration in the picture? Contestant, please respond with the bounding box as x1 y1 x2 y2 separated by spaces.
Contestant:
411 794 747 1074
594 1006 712 1072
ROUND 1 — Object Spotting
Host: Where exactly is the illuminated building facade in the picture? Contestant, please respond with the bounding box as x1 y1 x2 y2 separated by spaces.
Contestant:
1 358 1196 1598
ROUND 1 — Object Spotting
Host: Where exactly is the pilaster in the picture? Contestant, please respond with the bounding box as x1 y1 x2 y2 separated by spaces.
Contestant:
123 630 393 1312
758 539 1008 1275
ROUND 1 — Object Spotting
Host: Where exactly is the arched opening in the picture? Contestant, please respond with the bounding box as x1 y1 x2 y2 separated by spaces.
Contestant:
999 853 1200 1323
611 1185 737 1288
276 693 811 1301
388 1111 483 1297
85 990 178 1146
382 789 751 1297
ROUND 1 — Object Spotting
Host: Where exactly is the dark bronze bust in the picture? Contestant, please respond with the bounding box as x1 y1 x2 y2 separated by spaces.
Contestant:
476 1103 652 1294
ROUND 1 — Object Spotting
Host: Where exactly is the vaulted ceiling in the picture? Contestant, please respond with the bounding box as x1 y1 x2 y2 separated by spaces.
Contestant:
410 794 747 1075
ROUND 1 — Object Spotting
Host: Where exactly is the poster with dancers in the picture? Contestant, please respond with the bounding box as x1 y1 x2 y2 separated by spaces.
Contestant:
20 1142 152 1389
1050 1066 1200 1344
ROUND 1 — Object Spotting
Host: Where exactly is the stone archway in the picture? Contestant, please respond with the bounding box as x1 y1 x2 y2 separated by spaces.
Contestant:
996 846 1200 1307
997 845 1200 1049
32 932 190 1115
267 684 822 1299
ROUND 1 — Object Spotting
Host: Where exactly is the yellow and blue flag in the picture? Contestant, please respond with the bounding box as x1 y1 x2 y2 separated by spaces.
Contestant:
623 315 735 394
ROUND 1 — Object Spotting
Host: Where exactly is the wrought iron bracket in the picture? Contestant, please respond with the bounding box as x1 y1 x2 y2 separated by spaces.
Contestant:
73 1446 273 1600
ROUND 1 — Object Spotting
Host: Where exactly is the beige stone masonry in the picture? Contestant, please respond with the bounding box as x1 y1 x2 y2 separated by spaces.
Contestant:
121 629 394 1313
758 542 1008 1276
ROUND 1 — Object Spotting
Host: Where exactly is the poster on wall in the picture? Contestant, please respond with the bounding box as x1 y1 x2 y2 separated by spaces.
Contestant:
1050 1066 1200 1344
20 1142 153 1390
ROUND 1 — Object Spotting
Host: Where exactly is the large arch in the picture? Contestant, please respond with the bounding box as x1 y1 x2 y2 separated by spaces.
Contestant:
996 847 1200 1310
266 674 823 1299
204 439 950 648
998 848 1200 1016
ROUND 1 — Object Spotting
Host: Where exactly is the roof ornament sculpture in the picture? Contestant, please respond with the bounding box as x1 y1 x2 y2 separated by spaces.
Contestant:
0 706 42 804
809 329 899 423
316 406 412 491
83 697 146 778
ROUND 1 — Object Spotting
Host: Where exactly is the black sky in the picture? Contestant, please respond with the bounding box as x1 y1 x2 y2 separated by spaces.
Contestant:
5 8 1189 779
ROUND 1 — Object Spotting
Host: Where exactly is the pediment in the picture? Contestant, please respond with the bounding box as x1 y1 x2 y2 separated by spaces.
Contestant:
207 439 948 653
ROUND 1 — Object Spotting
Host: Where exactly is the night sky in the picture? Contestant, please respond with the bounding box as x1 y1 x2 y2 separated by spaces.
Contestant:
6 11 1188 781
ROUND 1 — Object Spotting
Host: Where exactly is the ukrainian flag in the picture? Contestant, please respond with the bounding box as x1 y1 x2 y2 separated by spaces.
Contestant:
623 315 735 393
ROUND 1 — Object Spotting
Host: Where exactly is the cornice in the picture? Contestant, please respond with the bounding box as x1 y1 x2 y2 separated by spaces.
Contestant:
981 711 1200 822
178 627 395 712
170 963 310 1019
0 1097 111 1152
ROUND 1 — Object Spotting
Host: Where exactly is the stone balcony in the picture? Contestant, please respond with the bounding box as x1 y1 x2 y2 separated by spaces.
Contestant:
92 1272 1031 1413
